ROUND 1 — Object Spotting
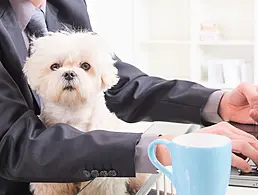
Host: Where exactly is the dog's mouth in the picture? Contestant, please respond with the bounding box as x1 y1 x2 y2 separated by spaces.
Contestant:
63 85 76 91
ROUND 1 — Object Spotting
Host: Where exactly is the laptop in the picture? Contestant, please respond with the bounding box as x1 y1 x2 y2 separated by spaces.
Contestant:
228 122 258 188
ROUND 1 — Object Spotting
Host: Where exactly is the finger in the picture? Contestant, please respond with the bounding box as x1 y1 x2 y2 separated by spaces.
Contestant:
250 141 258 153
218 122 257 142
231 133 258 152
229 124 257 141
232 140 258 167
232 153 251 173
238 84 258 122
230 133 258 152
241 115 258 125
249 109 258 123
238 83 258 108
224 124 258 152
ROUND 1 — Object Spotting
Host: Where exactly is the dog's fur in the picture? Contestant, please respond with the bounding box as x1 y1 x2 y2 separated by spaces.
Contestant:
23 31 147 195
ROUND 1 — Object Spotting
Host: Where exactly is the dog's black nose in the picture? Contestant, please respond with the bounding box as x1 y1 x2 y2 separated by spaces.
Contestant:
63 71 77 81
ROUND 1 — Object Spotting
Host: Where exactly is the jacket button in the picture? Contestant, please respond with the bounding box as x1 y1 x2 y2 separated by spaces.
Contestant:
83 170 91 178
91 170 99 178
108 170 117 177
99 170 108 177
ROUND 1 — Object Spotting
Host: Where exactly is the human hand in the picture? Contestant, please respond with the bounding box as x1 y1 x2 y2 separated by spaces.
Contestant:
196 122 258 172
219 83 258 124
155 135 173 167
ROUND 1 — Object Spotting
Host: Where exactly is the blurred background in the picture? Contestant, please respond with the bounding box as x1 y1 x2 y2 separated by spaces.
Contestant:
87 0 256 90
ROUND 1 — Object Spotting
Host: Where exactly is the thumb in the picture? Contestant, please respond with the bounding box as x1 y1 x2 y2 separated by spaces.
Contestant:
249 109 258 124
238 83 258 108
238 83 258 123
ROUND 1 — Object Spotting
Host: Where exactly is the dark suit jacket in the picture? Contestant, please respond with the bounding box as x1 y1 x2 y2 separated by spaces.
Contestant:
0 0 217 194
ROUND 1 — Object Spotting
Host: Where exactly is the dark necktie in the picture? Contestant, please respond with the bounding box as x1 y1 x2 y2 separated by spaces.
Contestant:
26 8 48 38
26 8 48 57
26 8 48 111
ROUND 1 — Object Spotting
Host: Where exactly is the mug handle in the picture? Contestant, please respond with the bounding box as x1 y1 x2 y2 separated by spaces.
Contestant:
148 139 175 184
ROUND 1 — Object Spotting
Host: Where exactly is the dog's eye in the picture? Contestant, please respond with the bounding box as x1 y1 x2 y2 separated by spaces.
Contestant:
81 62 91 71
50 63 61 71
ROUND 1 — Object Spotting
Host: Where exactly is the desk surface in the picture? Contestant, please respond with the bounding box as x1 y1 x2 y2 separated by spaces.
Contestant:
227 186 258 194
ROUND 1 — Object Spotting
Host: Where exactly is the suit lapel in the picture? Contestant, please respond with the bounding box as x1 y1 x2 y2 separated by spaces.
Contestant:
46 2 74 33
0 3 27 66
5 27 28 65
0 1 40 113
46 1 85 33
45 2 62 32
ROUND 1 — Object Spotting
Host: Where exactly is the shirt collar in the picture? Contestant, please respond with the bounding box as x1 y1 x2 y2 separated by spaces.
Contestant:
9 0 46 31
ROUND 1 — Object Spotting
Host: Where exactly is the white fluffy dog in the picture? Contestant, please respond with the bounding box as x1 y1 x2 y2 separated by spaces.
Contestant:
23 31 146 195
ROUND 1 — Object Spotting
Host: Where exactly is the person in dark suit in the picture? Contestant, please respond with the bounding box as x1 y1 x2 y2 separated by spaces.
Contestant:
1 0 258 194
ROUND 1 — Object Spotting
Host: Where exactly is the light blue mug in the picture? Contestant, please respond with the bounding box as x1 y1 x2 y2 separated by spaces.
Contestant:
148 133 232 195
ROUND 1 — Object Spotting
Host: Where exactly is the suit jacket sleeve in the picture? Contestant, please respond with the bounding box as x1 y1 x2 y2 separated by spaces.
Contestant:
0 60 142 182
105 57 219 125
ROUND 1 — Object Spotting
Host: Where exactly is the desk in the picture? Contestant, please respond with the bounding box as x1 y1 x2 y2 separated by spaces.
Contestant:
227 186 257 194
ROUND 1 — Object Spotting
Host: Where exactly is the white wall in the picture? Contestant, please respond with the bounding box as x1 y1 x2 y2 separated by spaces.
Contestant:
86 0 256 86
86 0 134 64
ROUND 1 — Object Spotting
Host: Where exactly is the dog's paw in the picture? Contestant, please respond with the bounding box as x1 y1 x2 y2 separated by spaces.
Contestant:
126 174 150 195
125 182 137 195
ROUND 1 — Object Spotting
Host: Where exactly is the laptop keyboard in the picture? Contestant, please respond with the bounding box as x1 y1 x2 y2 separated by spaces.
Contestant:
239 159 258 176
249 159 256 166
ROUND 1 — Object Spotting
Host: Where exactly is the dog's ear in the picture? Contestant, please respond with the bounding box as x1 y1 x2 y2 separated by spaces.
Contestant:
101 62 119 91
27 35 38 56
27 32 53 56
